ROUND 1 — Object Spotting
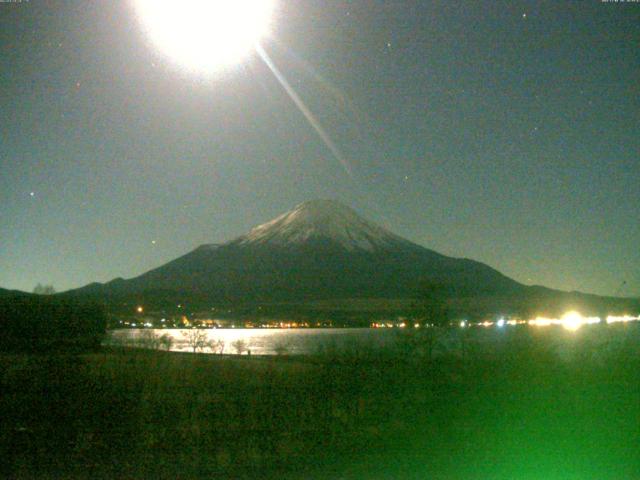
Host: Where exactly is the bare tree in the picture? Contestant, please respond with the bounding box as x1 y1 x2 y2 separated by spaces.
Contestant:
182 329 208 353
398 281 452 361
33 283 56 295
209 338 225 354
231 339 247 355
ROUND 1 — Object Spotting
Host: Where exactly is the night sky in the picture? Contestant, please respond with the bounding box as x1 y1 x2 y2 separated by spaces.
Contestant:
1 1 638 297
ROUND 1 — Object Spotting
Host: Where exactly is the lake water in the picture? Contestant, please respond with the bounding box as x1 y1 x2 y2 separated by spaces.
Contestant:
106 323 640 358
107 327 397 355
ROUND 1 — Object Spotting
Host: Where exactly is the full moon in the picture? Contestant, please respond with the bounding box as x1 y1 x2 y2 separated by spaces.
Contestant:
134 0 275 74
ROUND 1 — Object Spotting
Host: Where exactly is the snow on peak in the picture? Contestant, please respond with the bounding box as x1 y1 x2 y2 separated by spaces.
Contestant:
234 200 407 251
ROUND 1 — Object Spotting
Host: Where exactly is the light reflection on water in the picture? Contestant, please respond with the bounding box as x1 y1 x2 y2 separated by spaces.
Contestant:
106 323 640 358
107 328 394 356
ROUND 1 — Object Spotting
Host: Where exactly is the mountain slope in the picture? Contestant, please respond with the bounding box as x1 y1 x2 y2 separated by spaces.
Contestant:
65 200 523 308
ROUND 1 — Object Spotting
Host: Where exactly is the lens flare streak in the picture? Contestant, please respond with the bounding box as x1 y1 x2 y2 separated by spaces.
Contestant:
256 43 353 176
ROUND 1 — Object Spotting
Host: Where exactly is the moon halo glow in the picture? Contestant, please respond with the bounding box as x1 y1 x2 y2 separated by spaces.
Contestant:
133 0 275 74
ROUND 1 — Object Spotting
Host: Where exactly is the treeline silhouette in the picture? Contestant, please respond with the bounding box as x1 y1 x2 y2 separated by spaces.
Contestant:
0 294 106 353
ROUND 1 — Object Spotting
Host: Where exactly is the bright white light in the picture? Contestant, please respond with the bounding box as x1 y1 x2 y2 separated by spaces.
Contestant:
496 318 505 328
561 311 584 331
528 311 600 331
134 0 275 73
561 311 600 331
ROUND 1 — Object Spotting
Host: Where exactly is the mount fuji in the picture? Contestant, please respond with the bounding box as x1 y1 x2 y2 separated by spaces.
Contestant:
64 200 634 317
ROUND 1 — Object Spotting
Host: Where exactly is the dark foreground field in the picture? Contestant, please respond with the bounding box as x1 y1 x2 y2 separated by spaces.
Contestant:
2 325 640 479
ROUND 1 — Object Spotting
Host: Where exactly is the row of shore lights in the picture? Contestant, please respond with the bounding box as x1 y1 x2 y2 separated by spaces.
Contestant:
459 312 640 332
135 305 638 333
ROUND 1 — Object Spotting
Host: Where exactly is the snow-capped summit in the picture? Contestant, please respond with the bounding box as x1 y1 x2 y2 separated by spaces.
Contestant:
234 200 409 251
65 198 528 309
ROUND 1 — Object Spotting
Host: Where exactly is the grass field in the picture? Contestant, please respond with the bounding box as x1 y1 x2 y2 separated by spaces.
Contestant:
2 325 639 479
